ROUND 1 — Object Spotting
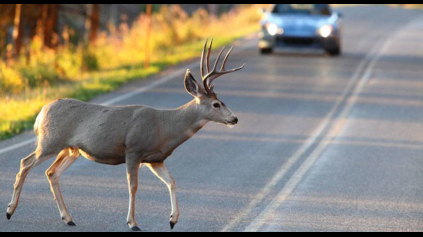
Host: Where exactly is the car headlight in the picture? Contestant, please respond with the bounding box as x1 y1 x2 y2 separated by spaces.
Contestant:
265 23 282 36
319 25 333 38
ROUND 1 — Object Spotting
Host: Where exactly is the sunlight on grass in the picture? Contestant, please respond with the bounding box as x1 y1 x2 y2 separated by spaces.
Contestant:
0 65 163 140
0 5 262 140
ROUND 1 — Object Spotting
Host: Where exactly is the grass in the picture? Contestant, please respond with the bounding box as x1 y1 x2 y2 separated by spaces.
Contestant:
0 4 261 140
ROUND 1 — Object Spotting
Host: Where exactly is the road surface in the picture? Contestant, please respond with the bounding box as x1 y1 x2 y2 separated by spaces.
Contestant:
1 5 423 232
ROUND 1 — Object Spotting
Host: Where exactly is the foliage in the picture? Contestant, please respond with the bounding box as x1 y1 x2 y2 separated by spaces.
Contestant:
0 4 262 140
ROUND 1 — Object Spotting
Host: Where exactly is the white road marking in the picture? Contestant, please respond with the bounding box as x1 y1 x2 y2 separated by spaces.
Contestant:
242 24 400 233
100 68 187 106
0 137 37 156
222 35 383 233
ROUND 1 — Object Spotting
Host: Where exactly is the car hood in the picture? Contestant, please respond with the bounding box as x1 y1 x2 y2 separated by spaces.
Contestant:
266 14 337 36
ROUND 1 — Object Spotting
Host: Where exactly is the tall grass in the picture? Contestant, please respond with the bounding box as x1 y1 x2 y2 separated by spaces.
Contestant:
0 4 261 140
94 5 260 70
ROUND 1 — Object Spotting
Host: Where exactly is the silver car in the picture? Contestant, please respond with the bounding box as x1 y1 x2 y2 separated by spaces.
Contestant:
259 4 343 56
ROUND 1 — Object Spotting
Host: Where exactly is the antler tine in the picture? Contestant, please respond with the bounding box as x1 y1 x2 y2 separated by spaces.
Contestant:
200 38 208 79
205 62 245 89
212 46 226 74
222 63 246 74
221 46 233 71
206 38 213 73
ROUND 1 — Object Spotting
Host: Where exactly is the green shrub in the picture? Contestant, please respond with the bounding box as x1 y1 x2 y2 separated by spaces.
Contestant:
81 48 99 72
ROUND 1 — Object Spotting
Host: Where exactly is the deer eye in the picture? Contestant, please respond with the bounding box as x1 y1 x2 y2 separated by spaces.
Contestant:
213 103 221 108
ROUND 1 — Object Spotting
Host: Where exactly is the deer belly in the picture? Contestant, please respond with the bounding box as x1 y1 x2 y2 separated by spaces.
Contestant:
141 151 172 163
78 149 126 165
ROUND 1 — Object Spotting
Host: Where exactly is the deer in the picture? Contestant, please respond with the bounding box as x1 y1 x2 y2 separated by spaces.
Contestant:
6 39 244 231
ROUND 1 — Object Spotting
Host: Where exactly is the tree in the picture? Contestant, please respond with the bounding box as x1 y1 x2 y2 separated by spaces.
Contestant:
86 4 100 44
144 4 152 68
35 4 59 49
12 4 24 57
44 4 58 48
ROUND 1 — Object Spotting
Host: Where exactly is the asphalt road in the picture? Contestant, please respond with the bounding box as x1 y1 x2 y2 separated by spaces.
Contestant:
1 5 423 232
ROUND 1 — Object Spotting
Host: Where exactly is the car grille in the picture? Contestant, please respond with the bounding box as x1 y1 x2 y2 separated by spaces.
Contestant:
277 36 315 46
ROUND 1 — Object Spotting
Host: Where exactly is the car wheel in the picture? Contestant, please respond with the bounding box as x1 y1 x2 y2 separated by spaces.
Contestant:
327 46 341 57
260 48 273 55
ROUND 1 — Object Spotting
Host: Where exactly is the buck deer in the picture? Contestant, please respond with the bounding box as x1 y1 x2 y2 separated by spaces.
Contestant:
6 39 244 231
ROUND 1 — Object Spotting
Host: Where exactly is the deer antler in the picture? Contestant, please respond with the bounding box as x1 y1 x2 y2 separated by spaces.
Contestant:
200 38 245 96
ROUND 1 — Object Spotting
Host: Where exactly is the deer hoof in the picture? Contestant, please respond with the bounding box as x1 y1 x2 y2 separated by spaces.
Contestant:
170 221 176 230
67 221 76 226
6 212 12 220
131 226 141 232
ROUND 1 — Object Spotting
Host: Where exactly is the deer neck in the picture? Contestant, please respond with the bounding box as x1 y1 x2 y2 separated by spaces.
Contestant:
172 99 208 136
158 100 208 153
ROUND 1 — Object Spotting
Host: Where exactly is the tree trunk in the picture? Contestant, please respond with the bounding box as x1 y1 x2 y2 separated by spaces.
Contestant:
86 4 100 44
12 4 24 57
144 4 152 68
35 4 57 48
43 4 58 48
36 4 48 45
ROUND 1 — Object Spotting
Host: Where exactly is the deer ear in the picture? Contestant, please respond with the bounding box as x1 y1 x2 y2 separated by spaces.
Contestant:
184 70 204 98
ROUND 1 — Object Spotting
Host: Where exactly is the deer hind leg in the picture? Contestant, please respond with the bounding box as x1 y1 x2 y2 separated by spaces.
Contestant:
146 162 179 230
126 158 142 231
45 148 79 226
7 150 56 220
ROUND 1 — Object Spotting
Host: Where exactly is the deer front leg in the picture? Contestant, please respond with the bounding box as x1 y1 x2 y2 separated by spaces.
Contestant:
126 158 142 231
146 162 179 230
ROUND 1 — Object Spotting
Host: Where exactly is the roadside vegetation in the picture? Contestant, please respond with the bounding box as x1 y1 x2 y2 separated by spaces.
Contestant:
0 4 262 140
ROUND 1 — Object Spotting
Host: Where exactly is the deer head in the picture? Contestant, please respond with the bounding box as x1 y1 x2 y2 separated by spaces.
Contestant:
184 39 245 126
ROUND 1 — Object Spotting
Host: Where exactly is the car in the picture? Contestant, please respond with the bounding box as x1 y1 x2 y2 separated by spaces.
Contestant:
258 4 343 56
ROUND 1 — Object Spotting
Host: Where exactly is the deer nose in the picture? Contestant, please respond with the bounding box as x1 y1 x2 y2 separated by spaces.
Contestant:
233 117 238 124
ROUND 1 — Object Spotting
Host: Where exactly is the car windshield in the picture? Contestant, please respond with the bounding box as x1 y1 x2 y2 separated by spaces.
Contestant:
272 4 332 16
